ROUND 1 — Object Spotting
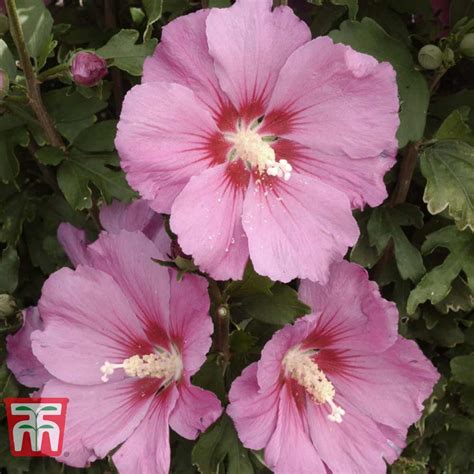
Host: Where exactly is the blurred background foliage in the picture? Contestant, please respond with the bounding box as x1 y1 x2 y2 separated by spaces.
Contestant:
0 0 473 472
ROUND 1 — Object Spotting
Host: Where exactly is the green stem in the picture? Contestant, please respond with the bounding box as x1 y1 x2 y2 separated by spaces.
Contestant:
37 63 70 82
208 280 230 372
5 0 65 150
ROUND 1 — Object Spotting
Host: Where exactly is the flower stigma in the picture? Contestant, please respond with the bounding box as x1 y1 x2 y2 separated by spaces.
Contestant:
283 345 345 423
225 122 292 180
100 345 183 385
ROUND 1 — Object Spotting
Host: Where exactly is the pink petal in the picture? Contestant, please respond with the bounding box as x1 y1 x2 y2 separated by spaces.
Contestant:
41 377 156 468
57 223 89 267
206 0 310 117
299 261 399 354
227 363 279 450
169 379 222 439
170 163 249 281
34 265 150 385
327 337 439 434
242 173 359 283
6 307 50 388
87 231 170 344
116 81 226 214
113 385 179 474
143 10 236 128
274 138 396 210
264 36 399 159
169 271 212 375
265 382 326 474
306 394 395 473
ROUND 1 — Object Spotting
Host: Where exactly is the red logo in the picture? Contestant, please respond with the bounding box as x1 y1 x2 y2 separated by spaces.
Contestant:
4 398 68 457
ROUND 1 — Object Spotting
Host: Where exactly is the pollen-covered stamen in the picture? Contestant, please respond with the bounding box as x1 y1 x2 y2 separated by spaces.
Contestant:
283 346 345 424
100 346 183 384
225 126 292 180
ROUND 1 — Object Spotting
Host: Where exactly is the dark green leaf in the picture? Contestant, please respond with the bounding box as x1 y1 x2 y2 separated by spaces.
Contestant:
451 355 474 387
0 247 19 293
35 146 66 166
225 263 274 299
331 0 358 19
434 108 474 144
143 0 163 40
73 120 117 152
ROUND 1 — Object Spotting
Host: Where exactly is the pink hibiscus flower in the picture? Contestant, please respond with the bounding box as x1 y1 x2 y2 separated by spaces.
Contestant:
116 0 399 283
7 230 222 472
227 261 439 473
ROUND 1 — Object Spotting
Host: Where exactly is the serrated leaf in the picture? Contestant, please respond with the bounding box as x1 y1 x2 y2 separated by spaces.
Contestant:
35 146 66 166
330 17 429 147
57 150 135 210
367 204 425 282
350 211 380 268
435 277 474 314
331 0 358 19
73 120 117 152
225 262 274 299
421 141 474 231
407 226 474 314
236 283 311 326
96 29 157 76
192 415 254 474
0 39 16 80
434 108 474 144
143 0 163 40
0 247 19 293
16 0 53 58
451 355 474 387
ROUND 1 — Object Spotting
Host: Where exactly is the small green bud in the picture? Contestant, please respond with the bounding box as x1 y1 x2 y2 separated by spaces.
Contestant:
443 47 455 67
0 68 9 99
0 294 16 319
418 45 443 70
460 33 474 58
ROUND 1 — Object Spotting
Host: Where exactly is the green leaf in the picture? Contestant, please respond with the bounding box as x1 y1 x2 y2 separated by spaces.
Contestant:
143 0 163 40
35 146 66 166
0 131 19 183
434 108 474 144
73 120 117 152
407 226 474 314
331 0 358 19
367 204 425 282
451 355 474 387
96 29 157 76
0 192 36 245
330 18 429 147
57 150 135 210
350 211 380 269
0 247 19 293
421 141 474 232
44 88 107 142
435 277 474 314
192 415 254 474
208 0 231 6
16 0 53 58
38 424 55 429
192 354 226 404
17 424 34 430
225 262 274 299
0 39 16 81
236 283 311 326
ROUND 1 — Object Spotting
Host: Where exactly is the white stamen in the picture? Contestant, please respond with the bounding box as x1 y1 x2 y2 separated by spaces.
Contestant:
226 127 292 181
100 346 183 384
283 346 345 424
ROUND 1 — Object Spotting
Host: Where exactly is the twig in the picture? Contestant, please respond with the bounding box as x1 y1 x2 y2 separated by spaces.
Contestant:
5 0 65 150
37 63 70 82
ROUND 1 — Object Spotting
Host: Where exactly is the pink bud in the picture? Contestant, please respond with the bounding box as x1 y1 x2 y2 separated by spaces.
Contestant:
71 51 108 87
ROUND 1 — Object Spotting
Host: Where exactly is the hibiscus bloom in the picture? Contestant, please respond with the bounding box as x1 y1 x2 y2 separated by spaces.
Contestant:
7 230 222 472
116 0 399 283
227 261 439 473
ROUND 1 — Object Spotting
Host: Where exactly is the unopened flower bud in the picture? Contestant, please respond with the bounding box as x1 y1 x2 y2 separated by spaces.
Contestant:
0 294 16 319
460 33 474 58
71 51 108 87
0 68 9 98
418 45 443 70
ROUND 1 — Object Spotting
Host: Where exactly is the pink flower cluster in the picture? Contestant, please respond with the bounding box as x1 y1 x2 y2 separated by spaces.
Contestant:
7 0 440 473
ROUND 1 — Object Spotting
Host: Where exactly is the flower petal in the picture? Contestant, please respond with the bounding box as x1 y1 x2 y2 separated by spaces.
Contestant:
242 173 359 283
306 394 394 473
170 163 249 281
6 307 50 388
143 10 235 127
112 385 179 474
169 379 222 439
227 363 279 450
57 223 89 267
34 265 150 385
41 377 156 468
87 231 170 343
206 0 310 117
264 36 399 159
116 81 226 214
265 382 326 474
299 260 399 353
169 271 212 375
